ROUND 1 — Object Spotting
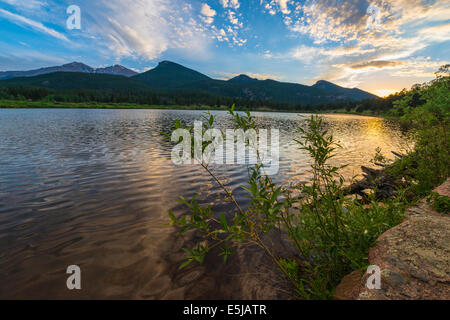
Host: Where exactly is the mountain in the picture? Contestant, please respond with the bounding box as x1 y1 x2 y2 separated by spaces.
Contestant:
0 60 379 105
132 61 211 88
174 78 331 105
132 62 377 103
312 80 377 100
0 72 152 91
228 74 258 83
0 62 138 80
95 65 138 77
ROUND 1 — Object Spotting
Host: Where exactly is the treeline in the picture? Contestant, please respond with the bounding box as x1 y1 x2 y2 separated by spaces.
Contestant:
0 86 287 108
0 84 408 113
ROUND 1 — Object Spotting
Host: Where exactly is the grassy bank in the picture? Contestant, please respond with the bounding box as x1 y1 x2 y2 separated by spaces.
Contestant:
0 99 223 110
0 99 383 116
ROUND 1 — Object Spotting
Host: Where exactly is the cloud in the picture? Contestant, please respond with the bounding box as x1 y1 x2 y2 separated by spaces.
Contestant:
288 1 371 43
227 10 242 27
0 45 67 70
211 24 247 46
220 0 240 10
262 0 290 15
199 1 246 47
276 0 290 14
390 58 446 78
263 50 273 58
79 0 210 60
1 0 211 60
419 23 450 42
0 0 46 10
200 3 216 25
350 60 404 70
325 56 447 90
286 0 450 48
201 3 216 17
289 45 375 64
275 0 450 90
0 8 68 41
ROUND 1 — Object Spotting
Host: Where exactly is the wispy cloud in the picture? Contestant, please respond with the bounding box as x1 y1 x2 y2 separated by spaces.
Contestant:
82 0 211 60
0 8 68 41
0 0 47 10
289 44 376 64
350 60 404 70
0 45 67 70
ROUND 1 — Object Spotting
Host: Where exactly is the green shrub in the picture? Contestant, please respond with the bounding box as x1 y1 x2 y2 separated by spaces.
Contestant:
167 110 406 299
427 192 450 214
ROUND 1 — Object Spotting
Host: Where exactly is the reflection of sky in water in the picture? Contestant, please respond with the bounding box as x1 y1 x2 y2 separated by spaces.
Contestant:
0 109 411 299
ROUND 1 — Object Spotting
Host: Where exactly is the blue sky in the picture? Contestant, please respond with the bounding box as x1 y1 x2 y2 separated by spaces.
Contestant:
0 0 449 96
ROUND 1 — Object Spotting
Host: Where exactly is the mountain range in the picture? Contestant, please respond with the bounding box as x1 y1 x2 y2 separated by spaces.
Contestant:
0 62 138 80
0 61 378 105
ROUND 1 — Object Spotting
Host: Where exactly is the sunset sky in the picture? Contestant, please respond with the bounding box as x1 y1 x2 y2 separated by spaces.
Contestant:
0 0 449 96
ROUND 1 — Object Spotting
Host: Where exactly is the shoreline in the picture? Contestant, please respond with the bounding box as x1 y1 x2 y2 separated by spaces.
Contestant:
0 99 382 117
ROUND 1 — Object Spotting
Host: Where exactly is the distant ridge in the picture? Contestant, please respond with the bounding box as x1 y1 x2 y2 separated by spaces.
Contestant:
95 64 138 77
312 80 376 101
0 60 378 104
0 62 138 80
0 72 152 91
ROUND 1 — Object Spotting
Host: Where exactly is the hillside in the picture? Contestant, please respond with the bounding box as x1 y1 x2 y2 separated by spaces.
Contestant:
0 72 152 91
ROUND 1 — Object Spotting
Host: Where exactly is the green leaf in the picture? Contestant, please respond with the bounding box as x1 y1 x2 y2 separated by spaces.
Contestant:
219 213 228 230
270 187 281 203
178 259 193 270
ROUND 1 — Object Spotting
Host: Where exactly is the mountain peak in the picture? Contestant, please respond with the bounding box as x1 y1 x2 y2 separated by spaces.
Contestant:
158 60 180 67
313 80 340 88
63 61 89 67
228 74 258 83
57 62 94 73
133 60 211 87
95 65 137 77
313 79 378 99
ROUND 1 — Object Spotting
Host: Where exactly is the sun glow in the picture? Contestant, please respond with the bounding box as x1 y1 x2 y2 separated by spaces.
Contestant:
372 89 400 97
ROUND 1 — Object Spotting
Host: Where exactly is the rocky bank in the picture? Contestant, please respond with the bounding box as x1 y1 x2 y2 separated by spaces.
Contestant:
335 178 450 300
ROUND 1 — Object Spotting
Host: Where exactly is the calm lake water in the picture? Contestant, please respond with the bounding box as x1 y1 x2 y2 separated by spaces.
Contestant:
0 109 410 299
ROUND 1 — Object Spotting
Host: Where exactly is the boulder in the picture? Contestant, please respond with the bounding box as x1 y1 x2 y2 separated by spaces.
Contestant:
335 178 450 300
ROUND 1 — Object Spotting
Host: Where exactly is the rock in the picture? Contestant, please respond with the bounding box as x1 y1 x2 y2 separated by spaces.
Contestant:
334 270 362 300
336 178 450 300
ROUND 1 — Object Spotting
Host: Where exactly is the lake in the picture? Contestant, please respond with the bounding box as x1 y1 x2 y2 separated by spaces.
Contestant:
0 109 410 299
